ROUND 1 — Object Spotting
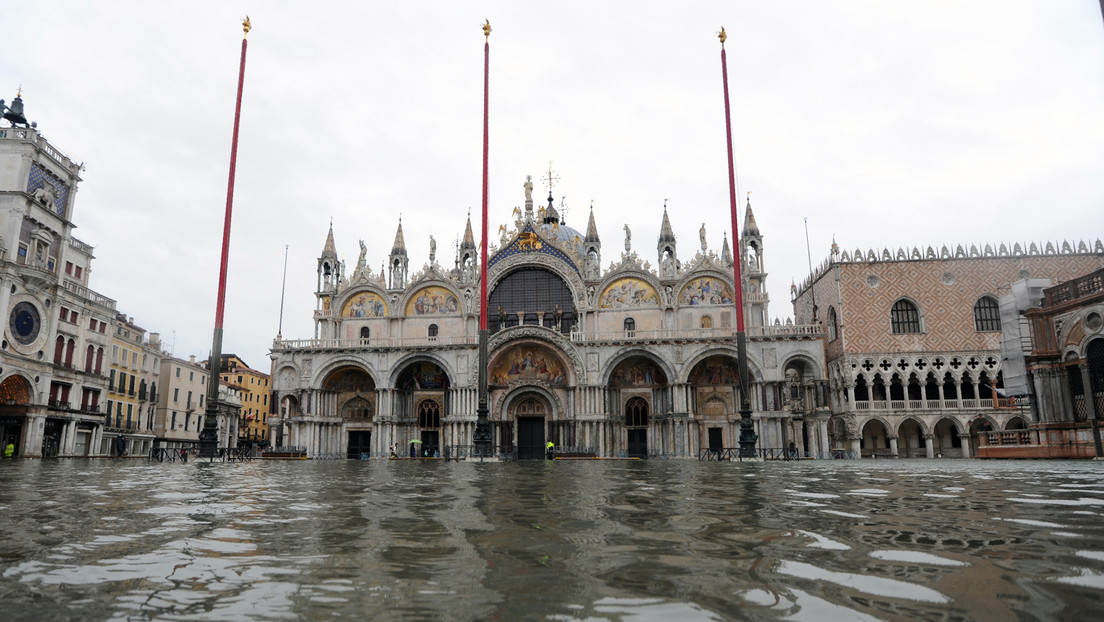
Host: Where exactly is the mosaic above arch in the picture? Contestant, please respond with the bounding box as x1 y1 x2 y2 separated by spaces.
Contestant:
689 355 740 385
679 277 733 306
599 277 659 309
406 286 460 316
398 361 450 390
609 356 668 387
490 343 567 386
342 291 387 318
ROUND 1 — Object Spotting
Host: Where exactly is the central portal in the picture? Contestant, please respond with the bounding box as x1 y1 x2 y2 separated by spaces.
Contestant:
510 394 550 460
517 417 546 460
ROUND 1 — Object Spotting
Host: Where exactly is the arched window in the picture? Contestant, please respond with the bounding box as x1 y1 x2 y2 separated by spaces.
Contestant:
95 347 104 374
974 296 1001 331
827 306 838 341
624 317 636 334
85 345 95 372
65 338 76 367
488 268 575 334
359 326 370 340
625 396 648 427
701 315 713 329
428 324 439 338
890 299 921 334
419 399 441 428
54 336 65 364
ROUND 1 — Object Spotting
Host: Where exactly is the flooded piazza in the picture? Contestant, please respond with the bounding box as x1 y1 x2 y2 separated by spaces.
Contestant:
3 459 1104 621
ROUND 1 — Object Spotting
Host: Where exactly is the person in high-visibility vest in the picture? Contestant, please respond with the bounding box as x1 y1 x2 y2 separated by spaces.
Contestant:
4 440 14 459
546 441 554 460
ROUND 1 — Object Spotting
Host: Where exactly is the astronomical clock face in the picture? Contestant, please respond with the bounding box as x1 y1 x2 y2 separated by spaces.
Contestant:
7 298 46 353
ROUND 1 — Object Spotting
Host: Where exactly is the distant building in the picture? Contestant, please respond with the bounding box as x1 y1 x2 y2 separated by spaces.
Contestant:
0 94 118 457
793 239 1104 458
214 354 270 449
155 355 209 450
270 189 828 459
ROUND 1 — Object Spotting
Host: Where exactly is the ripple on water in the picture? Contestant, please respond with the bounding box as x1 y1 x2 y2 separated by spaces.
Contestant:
775 560 951 604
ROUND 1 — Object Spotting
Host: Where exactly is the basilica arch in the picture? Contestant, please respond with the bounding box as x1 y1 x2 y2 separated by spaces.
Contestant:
605 351 671 458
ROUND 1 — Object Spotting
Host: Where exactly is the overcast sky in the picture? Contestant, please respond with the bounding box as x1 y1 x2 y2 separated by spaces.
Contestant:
5 1 1103 371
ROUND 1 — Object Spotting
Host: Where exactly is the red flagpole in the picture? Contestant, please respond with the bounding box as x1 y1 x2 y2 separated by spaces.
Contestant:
474 20 493 455
719 27 757 455
720 33 745 333
215 20 250 331
479 28 490 332
201 17 251 457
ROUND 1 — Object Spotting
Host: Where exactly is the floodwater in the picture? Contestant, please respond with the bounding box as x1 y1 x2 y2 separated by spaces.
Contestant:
2 459 1104 621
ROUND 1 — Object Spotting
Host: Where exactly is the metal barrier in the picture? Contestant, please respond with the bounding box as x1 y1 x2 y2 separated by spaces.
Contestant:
148 447 256 463
697 447 858 461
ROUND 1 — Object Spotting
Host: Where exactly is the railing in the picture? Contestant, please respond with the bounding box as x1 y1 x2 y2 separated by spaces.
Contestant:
274 335 478 351
572 324 822 344
0 127 78 170
67 237 94 255
433 445 518 461
850 397 1017 412
697 447 857 461
984 431 1033 446
60 280 117 311
1046 269 1104 305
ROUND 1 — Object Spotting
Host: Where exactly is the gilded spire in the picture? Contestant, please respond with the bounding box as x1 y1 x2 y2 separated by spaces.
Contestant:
659 206 676 243
322 223 337 256
462 213 476 250
391 219 406 254
585 207 600 243
743 195 759 236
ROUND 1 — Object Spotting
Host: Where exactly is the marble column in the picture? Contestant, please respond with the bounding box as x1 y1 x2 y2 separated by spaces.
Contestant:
888 435 898 458
924 434 935 459
959 434 971 458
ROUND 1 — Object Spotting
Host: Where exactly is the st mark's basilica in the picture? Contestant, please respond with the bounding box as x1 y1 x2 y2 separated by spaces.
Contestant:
269 179 827 459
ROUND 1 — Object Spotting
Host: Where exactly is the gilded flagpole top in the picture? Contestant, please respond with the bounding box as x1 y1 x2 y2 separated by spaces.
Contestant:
483 19 491 40
243 15 252 38
718 27 726 47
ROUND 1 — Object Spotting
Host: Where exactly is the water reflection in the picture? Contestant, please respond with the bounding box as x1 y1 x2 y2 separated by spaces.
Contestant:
2 460 1104 620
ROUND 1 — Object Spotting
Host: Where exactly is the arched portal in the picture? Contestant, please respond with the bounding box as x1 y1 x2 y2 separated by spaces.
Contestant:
508 393 551 460
933 417 962 458
688 354 739 452
0 375 32 456
861 419 890 458
322 366 377 459
394 360 450 457
609 355 668 458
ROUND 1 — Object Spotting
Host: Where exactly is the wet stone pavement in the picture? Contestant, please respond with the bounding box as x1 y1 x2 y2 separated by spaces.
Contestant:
1 458 1104 621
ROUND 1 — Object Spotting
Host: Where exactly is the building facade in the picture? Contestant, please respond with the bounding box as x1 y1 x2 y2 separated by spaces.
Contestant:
155 355 209 450
0 94 118 457
270 188 829 459
103 314 161 456
792 240 1104 458
215 354 271 449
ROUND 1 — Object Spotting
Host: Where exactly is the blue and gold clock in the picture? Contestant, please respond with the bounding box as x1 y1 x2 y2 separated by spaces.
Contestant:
9 301 41 346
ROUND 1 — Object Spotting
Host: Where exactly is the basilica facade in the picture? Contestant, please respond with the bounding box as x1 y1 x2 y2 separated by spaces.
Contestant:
269 186 828 459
